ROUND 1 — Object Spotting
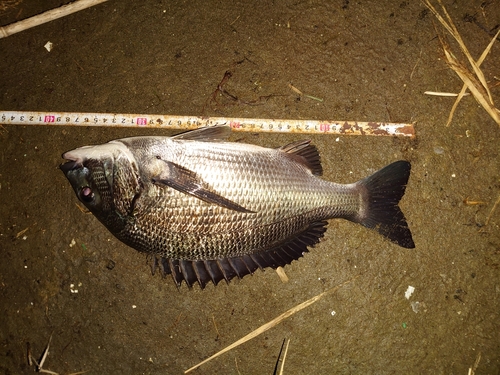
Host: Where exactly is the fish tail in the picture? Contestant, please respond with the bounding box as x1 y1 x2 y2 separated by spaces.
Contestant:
355 160 415 248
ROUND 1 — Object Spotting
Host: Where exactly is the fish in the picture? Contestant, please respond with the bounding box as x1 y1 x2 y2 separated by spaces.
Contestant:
60 126 415 288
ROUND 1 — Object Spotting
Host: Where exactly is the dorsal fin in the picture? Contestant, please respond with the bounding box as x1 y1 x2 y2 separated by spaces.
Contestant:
172 125 231 141
151 221 328 288
279 140 323 176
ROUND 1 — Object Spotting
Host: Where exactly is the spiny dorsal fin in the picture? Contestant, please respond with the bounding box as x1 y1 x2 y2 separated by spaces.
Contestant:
172 125 231 142
279 140 323 176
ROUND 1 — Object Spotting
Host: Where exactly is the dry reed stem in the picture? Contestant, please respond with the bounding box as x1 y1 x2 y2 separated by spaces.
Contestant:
447 28 500 126
442 43 500 125
424 91 470 97
0 0 108 38
184 276 358 373
424 0 492 101
278 339 291 375
423 0 500 126
467 352 481 375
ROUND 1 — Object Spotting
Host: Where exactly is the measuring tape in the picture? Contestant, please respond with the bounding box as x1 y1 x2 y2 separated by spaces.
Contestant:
0 110 415 137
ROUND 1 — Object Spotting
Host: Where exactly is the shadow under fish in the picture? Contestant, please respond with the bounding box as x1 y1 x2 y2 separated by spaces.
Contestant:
60 126 415 288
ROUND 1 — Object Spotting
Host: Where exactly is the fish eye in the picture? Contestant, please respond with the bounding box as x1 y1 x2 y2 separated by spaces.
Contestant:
80 186 94 202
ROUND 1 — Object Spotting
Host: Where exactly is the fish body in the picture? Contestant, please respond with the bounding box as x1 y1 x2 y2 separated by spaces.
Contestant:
60 126 414 288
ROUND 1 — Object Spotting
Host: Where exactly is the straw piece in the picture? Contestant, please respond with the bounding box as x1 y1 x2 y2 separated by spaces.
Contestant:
184 276 358 373
441 40 500 125
424 91 470 97
275 267 289 283
424 0 493 104
0 0 108 39
279 339 291 375
423 0 500 127
446 28 500 126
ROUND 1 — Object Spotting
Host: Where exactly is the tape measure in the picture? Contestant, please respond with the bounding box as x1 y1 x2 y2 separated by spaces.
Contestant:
0 110 415 137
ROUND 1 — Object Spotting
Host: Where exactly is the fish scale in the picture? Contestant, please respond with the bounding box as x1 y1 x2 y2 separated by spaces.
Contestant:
60 126 415 288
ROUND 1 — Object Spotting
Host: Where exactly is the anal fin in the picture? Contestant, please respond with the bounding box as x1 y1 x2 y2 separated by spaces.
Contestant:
150 221 328 288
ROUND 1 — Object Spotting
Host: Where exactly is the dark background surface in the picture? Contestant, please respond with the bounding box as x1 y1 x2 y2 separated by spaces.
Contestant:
1 0 499 374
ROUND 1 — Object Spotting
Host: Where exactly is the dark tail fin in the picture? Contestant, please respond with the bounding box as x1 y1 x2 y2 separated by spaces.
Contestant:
356 161 415 248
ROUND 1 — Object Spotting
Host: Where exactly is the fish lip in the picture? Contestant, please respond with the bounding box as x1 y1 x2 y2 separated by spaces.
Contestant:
60 150 85 174
59 160 81 174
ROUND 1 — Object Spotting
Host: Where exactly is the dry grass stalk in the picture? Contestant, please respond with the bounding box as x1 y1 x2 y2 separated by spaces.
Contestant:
485 192 500 226
424 91 470 97
467 352 481 375
0 0 22 12
423 0 500 126
439 36 500 125
27 334 87 375
447 29 500 126
0 0 108 39
278 339 291 375
184 276 358 373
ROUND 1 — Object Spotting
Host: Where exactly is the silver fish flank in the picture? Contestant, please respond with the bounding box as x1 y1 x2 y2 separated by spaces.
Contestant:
60 126 415 288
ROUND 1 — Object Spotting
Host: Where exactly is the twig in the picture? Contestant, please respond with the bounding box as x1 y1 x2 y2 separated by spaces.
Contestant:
445 28 500 126
468 352 481 375
27 334 87 375
206 70 277 113
288 83 323 102
275 267 289 283
423 0 500 126
0 0 108 39
279 339 291 375
424 91 470 97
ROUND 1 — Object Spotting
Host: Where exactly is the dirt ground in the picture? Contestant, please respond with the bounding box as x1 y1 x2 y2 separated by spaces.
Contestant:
1 0 499 374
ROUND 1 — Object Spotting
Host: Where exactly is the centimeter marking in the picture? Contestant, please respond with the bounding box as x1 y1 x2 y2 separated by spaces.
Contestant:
0 111 415 137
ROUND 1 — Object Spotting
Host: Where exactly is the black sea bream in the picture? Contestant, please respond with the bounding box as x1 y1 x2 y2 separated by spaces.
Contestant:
60 126 414 288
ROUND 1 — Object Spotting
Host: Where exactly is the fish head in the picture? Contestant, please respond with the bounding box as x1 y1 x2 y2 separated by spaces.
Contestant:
60 141 140 231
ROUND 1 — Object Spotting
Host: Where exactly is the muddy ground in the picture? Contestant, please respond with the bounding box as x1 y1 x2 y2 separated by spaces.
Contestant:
1 0 499 374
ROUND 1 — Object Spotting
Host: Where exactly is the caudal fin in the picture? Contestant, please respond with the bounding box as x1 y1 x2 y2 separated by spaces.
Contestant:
356 161 415 248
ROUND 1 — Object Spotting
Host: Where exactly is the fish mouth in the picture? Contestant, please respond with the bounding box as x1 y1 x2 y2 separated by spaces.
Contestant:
60 149 87 174
60 159 82 174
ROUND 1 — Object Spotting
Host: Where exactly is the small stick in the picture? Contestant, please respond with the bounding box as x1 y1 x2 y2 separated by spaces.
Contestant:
38 334 53 371
0 0 108 39
424 91 470 97
279 339 291 375
275 267 289 283
468 352 481 375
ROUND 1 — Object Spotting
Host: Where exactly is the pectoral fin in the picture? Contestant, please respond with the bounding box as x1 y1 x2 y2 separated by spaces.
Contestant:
152 160 254 213
171 125 231 141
